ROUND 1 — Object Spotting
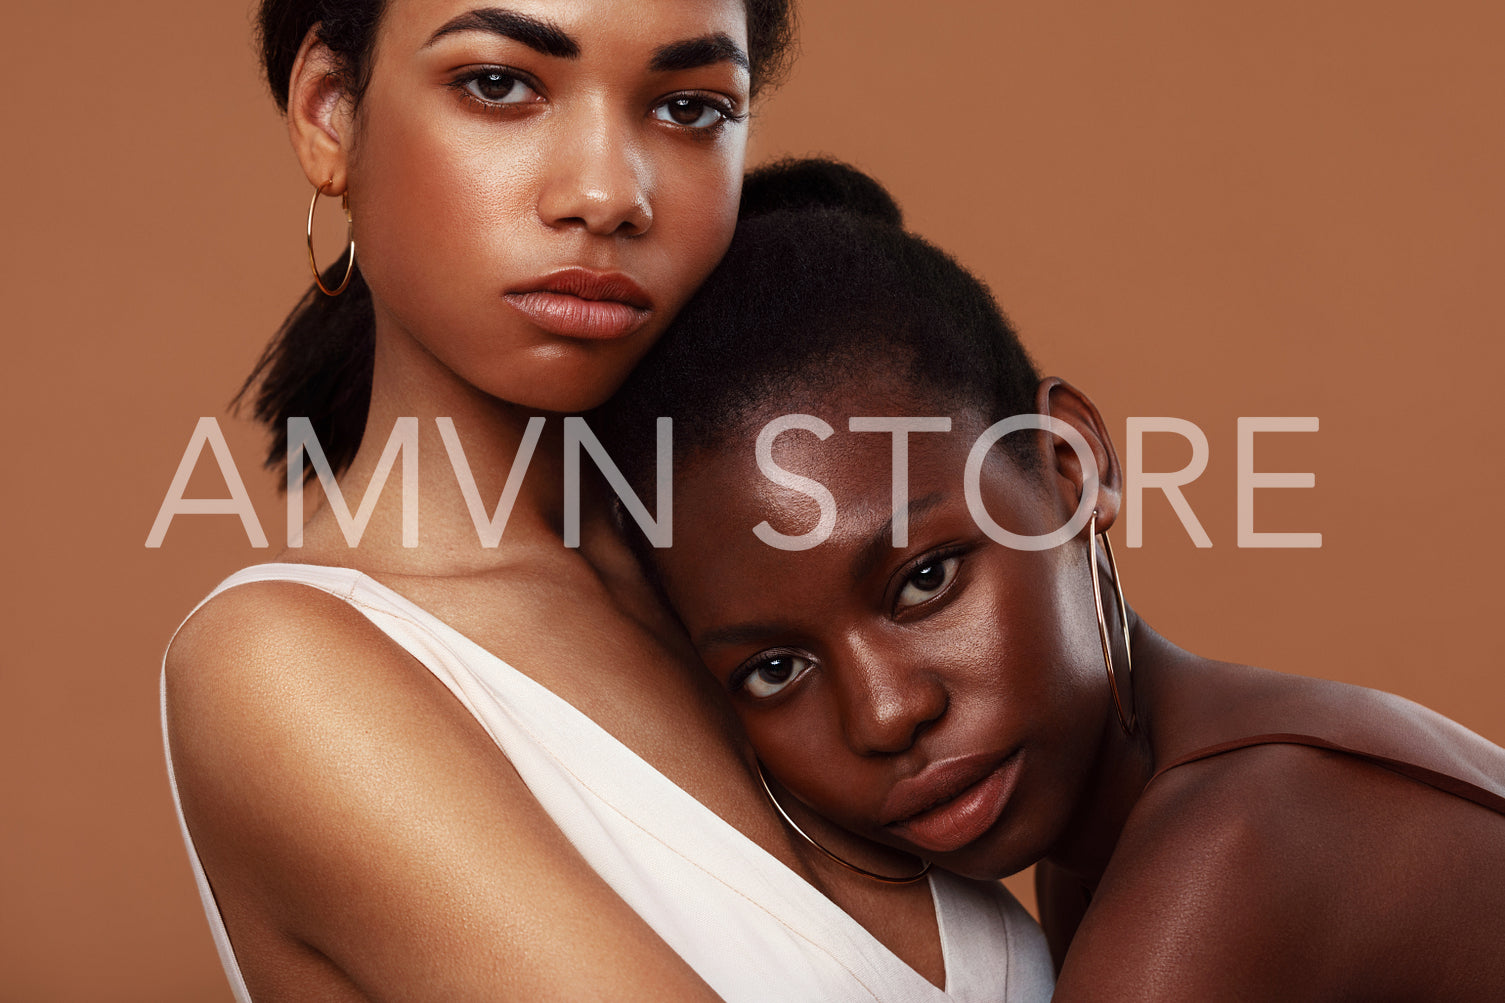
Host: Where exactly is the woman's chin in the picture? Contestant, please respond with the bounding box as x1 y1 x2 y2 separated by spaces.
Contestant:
469 349 652 415
916 821 1051 884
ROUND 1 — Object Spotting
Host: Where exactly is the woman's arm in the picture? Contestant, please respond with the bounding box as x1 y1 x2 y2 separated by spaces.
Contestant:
166 582 721 1002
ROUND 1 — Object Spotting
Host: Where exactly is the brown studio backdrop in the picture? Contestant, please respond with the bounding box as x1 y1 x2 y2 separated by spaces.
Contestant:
1 1 1500 998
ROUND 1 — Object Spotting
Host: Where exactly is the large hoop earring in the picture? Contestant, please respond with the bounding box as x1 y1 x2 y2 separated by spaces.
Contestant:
754 759 931 885
306 178 356 296
1089 510 1136 735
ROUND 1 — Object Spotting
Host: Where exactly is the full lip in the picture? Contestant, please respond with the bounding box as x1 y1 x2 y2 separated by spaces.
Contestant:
880 749 1023 856
504 267 654 341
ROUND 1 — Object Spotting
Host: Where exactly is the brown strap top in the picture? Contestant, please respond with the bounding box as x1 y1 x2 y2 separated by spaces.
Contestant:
1148 732 1505 817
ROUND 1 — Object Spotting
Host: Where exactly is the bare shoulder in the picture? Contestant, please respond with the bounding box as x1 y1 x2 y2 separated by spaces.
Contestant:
164 576 466 834
164 577 717 1002
166 576 405 719
164 578 461 826
1052 745 1329 1000
1054 741 1505 1002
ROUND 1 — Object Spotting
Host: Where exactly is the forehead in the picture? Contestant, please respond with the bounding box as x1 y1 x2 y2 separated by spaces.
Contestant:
678 373 998 520
658 402 1046 630
676 404 995 543
377 0 750 52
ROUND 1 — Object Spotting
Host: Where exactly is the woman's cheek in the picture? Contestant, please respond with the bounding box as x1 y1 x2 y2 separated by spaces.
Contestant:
644 153 744 312
747 704 867 821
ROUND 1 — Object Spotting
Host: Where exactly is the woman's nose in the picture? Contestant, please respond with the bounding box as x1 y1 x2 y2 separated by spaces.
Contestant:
837 650 949 757
536 112 653 236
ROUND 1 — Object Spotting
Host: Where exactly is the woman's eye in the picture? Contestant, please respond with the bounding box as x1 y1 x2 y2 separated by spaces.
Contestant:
461 71 540 106
741 654 813 699
895 556 961 611
652 96 731 129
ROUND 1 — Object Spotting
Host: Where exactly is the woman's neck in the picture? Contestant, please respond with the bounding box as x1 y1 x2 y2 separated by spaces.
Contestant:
286 323 614 575
1042 615 1175 887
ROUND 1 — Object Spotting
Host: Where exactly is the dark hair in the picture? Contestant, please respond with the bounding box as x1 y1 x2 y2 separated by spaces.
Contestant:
242 0 800 478
599 158 1041 500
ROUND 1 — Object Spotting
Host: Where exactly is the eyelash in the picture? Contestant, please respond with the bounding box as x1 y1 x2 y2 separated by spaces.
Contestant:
447 68 745 134
725 547 971 701
449 66 545 112
655 91 746 133
728 650 813 700
889 546 969 617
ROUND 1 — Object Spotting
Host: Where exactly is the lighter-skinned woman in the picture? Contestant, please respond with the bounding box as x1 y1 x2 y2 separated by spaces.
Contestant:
161 2 1052 1000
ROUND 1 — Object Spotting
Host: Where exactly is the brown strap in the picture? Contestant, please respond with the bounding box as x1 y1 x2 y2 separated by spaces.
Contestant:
1148 733 1505 816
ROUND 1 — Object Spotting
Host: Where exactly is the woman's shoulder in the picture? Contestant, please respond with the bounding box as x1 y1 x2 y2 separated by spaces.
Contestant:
162 563 722 999
1057 662 1505 1000
161 561 505 897
170 562 370 642
165 563 411 710
1132 658 1505 890
1149 657 1505 804
163 563 478 816
1064 737 1505 1000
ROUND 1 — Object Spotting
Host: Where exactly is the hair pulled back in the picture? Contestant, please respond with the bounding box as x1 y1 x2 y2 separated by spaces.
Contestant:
600 158 1041 498
243 0 799 478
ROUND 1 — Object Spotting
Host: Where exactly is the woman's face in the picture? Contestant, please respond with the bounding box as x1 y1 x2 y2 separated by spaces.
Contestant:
343 0 751 411
656 384 1116 880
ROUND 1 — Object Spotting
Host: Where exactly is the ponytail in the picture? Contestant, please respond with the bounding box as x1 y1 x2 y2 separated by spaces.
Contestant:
246 0 801 482
235 263 374 480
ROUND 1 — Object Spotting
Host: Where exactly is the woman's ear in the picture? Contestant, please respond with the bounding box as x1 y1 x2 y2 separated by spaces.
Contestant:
286 27 354 195
1035 378 1124 535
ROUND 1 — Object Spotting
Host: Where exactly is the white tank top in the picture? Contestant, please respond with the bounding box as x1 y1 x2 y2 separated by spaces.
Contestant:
162 563 1055 1002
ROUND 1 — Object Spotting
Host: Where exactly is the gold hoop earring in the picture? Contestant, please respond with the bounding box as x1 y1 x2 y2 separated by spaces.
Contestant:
1089 510 1136 735
306 178 356 296
754 759 931 885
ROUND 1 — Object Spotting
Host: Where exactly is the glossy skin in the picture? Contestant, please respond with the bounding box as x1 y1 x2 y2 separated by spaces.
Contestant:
165 2 955 999
314 0 752 412
659 374 1505 1000
658 377 1137 883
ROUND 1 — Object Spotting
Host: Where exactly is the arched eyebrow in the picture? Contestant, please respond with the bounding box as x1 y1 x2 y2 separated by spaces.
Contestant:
696 621 787 653
424 8 580 58
697 493 951 651
422 11 749 74
650 33 749 73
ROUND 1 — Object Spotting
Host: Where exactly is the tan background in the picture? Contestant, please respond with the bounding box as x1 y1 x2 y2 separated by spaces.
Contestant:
2 1 1501 998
